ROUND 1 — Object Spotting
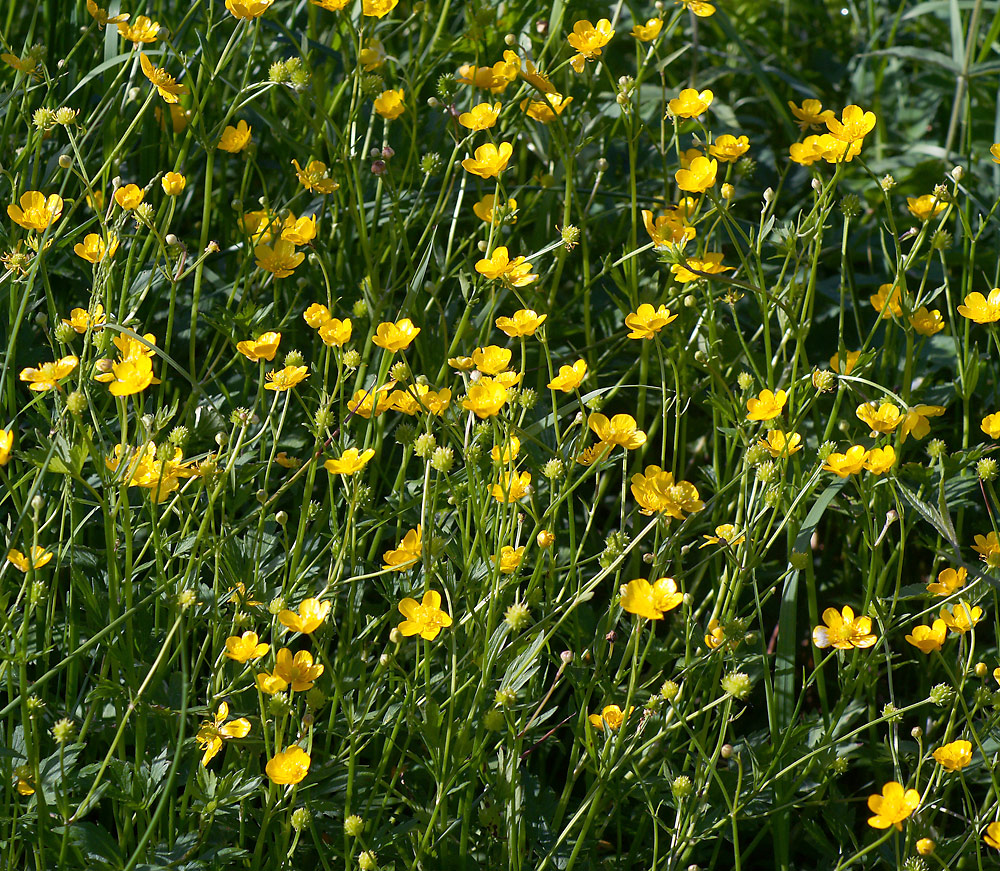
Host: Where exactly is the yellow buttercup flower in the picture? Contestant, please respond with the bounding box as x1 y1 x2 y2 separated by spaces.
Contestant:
490 436 520 464
362 0 399 17
869 283 902 319
927 566 966 597
588 704 631 731
625 304 678 339
348 386 394 419
280 214 317 246
87 0 130 26
7 191 63 231
521 93 572 123
73 233 119 263
390 385 452 416
266 746 311 785
6 546 54 572
746 389 787 421
863 445 895 475
325 448 375 475
118 15 159 42
254 240 304 277
676 0 716 15
631 18 663 41
223 631 270 663
669 88 714 118
982 413 1000 439
492 546 524 574
225 0 275 18
619 577 683 620
472 346 512 375
495 309 545 337
195 702 251 767
675 156 718 193
788 99 835 131
264 365 309 391
900 404 945 442
374 88 405 120
908 307 944 336
359 38 385 70
279 597 331 634
642 207 696 247
670 252 732 283
383 527 422 571
459 102 501 130
303 303 332 328
760 430 802 457
822 445 867 477
940 602 983 634
811 606 877 649
218 120 252 153
292 159 339 194
462 377 508 418
114 184 144 210
907 194 946 222
139 54 188 103
0 429 12 466
709 134 750 162
373 318 420 351
492 470 531 503
473 194 517 225
856 401 902 435
829 350 861 374
932 740 972 771
700 524 745 548
397 590 452 640
630 466 704 518
867 782 919 831
63 303 106 333
984 822 1000 850
567 19 614 72
475 246 538 287
257 649 324 694
547 360 587 392
96 354 158 396
973 532 1000 565
462 142 513 178
825 105 876 143
958 289 1000 324
588 413 647 450
161 172 186 195
905 619 948 653
19 355 78 391
310 0 349 9
236 331 281 362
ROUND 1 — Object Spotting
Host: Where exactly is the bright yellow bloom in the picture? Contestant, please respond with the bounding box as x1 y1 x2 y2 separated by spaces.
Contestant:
958 289 1000 324
223 631 270 662
348 386 393 419
709 134 750 162
118 15 160 42
982 413 1000 439
6 546 54 572
225 0 275 18
521 93 572 123
905 619 948 653
985 822 1000 850
374 89 405 120
311 0 349 9
324 447 375 475
258 648 324 693
825 105 876 143
676 0 716 15
900 404 945 442
669 88 714 118
139 54 187 103
788 99 835 131
475 246 538 287
870 283 902 318
830 350 861 374
73 233 119 263
19 355 78 391
760 430 802 457
812 606 877 649
620 577 683 620
864 445 895 475
624 303 678 339
218 120 252 153
236 331 281 362
746 389 787 421
362 0 398 17
701 524 745 548
373 318 420 351
548 360 587 392
195 702 251 767
87 0 130 25
671 252 732 283
280 214 317 246
631 18 663 41
292 159 339 194
867 782 920 830
390 385 451 416
675 156 718 193
0 430 12 466
492 546 524 574
303 303 332 327
1 52 40 77
279 597 331 634
62 304 106 333
470 346 511 375
567 19 614 72
788 137 826 166
97 354 158 396
319 318 354 348
907 194 946 222
459 102 501 130
359 38 385 70
642 207 696 247
496 309 545 337
114 184 144 210
254 240 304 277
265 746 311 784
856 401 902 435
161 172 186 196
576 444 611 466
462 377 508 418
7 191 63 231
589 413 647 450
383 527 422 571
940 602 983 634
492 470 531 503
973 532 1000 566
106 442 198 502
265 365 309 391
908 307 944 336
822 445 868 477
473 194 517 226
462 142 513 178
588 704 631 731
397 590 452 639
630 466 704 518
927 566 966 596
932 740 972 771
